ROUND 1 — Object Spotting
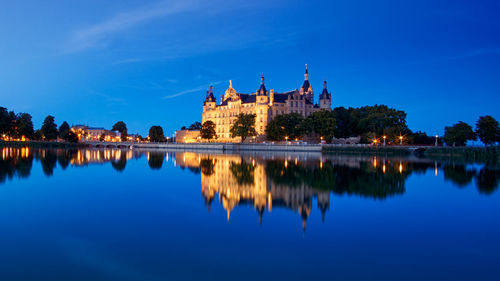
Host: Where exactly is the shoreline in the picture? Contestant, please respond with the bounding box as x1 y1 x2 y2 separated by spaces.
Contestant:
1 140 498 163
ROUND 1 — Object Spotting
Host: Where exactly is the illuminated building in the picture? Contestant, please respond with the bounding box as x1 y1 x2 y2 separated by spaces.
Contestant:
202 66 332 142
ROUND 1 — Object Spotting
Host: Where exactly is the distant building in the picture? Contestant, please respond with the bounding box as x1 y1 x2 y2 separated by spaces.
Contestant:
71 125 121 142
202 66 332 142
175 130 200 143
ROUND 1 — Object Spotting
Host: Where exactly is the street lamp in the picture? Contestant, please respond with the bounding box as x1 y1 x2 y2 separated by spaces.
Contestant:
285 136 288 145
383 135 386 146
399 135 403 145
435 135 439 147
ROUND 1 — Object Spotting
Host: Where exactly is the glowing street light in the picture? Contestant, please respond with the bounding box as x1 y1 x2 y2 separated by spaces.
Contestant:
399 135 403 145
383 135 386 146
435 135 439 147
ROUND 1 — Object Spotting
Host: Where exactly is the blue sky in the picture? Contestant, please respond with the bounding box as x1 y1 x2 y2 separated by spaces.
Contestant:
1 0 499 136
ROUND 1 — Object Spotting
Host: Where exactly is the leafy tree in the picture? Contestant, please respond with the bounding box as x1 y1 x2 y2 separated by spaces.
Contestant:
0 107 11 136
350 105 409 143
444 121 476 146
230 113 257 142
266 113 304 141
476 115 500 146
332 107 356 138
16 113 34 139
40 115 58 140
112 121 128 141
149 126 165 142
180 126 187 130
99 133 105 141
0 108 18 137
200 121 217 140
58 121 70 139
301 110 336 142
409 131 435 145
188 121 202 131
33 130 42 140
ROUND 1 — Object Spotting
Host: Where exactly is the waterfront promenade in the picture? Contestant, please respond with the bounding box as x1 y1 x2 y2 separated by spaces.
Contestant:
83 141 323 152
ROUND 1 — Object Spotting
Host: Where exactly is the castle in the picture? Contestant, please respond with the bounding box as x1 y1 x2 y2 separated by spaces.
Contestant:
202 66 332 142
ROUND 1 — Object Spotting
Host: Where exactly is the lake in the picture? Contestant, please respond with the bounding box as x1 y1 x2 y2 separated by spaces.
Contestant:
0 146 499 281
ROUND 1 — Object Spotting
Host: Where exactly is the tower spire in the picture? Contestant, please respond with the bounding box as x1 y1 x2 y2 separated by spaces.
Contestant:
258 73 266 95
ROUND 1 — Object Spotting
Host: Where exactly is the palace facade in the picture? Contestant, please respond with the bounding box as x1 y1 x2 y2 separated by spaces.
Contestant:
202 67 332 142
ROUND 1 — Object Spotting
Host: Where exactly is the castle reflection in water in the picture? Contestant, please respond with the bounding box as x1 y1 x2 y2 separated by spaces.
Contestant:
1 146 499 229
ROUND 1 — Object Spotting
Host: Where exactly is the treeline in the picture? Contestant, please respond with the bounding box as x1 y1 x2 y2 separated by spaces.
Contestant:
443 117 500 146
264 105 412 144
0 106 77 142
261 105 498 146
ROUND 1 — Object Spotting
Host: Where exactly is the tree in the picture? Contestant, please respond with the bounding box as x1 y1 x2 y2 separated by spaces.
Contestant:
33 130 42 140
149 126 165 142
200 121 217 141
112 121 128 141
58 121 70 139
444 121 476 146
40 115 58 140
476 115 500 146
57 121 78 143
409 131 434 145
99 133 105 141
350 105 409 143
16 113 34 139
301 110 336 142
230 113 257 142
0 108 17 138
266 113 304 141
333 107 356 138
0 107 10 135
188 121 202 131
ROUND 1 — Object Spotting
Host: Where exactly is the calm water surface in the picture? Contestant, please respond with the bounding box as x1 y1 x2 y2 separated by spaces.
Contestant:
1 146 499 281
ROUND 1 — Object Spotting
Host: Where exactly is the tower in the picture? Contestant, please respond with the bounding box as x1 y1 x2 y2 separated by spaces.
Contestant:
257 74 267 96
203 85 216 113
300 65 313 103
319 81 332 110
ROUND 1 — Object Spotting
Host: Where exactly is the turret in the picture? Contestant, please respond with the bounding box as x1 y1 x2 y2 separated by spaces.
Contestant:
319 80 331 110
203 85 216 112
257 74 267 96
300 64 313 103
256 74 268 104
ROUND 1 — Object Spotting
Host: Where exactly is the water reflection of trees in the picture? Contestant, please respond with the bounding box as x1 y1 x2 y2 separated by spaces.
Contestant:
147 152 164 170
1 147 141 182
1 147 499 198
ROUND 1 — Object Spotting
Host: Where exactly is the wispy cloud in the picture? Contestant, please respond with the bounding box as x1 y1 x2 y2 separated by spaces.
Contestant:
65 0 199 53
63 0 297 58
162 81 223 99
